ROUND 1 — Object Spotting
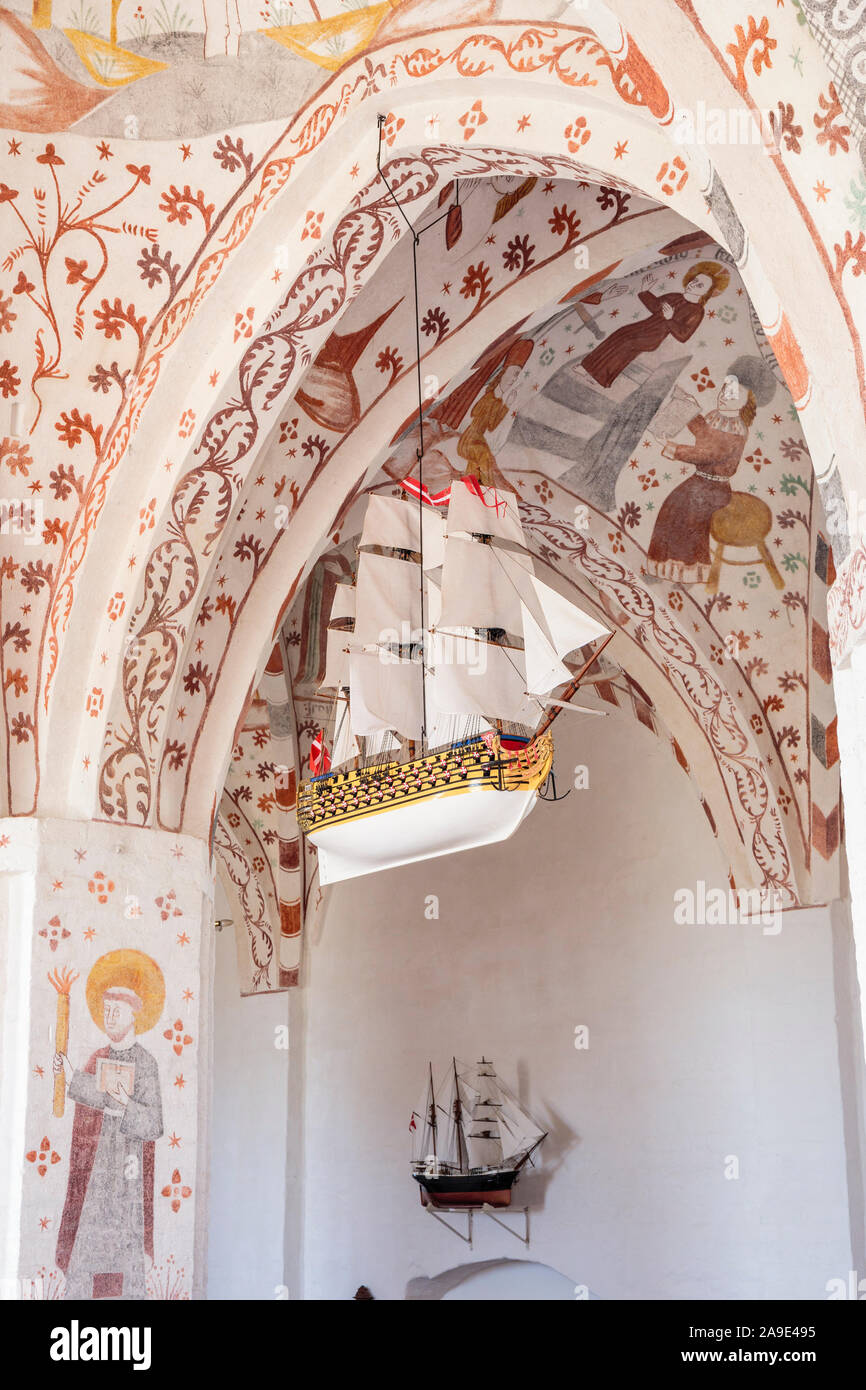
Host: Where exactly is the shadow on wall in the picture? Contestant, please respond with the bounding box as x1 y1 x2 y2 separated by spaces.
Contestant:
405 1259 600 1300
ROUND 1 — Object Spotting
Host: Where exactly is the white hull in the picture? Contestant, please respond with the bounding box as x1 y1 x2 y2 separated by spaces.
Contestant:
309 781 539 885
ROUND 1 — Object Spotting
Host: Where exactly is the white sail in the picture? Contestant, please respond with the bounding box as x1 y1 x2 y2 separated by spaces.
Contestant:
527 574 609 659
523 605 572 696
329 583 356 623
466 1126 503 1170
496 1076 546 1167
458 1061 504 1170
349 650 423 741
439 539 532 636
361 495 445 571
429 638 540 725
442 1070 470 1172
331 699 358 767
412 1069 439 1166
321 627 355 690
447 480 527 549
354 550 423 649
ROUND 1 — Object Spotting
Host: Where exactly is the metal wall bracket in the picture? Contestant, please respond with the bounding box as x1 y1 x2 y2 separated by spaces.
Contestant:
481 1203 530 1245
423 1205 530 1249
424 1205 474 1246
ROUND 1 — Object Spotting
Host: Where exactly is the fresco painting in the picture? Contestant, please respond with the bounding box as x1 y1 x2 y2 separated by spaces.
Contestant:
12 827 209 1300
0 0 864 1300
54 949 165 1300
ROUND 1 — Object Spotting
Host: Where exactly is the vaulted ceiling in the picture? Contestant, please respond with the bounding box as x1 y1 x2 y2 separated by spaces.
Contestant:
1 0 861 986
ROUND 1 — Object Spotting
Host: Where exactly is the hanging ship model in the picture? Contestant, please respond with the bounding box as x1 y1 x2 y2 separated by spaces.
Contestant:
411 1058 547 1209
296 475 611 885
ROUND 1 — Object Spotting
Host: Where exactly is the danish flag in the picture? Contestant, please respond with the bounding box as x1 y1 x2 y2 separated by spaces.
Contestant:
401 474 508 516
309 729 331 776
401 475 452 508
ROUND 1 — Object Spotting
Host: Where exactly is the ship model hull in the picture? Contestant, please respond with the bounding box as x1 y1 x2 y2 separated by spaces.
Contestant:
298 733 553 885
413 1169 518 1209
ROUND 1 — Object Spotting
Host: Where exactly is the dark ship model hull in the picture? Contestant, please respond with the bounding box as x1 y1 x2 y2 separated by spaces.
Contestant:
413 1169 518 1209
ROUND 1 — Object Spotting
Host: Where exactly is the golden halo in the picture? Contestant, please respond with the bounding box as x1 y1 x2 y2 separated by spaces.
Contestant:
85 950 165 1035
683 259 730 299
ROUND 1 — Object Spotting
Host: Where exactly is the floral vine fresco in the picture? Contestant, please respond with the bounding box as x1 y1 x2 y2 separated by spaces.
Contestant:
0 3 859 910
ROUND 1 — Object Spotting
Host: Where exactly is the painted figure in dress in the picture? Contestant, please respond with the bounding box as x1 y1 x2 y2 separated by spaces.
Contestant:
646 378 757 584
53 950 165 1301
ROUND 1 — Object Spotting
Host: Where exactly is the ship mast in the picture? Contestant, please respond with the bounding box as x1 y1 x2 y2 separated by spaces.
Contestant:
452 1055 468 1173
377 114 430 752
427 1062 437 1160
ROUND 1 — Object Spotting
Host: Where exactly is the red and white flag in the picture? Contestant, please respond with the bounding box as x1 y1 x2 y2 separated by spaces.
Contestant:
309 730 331 776
402 474 508 517
401 475 452 508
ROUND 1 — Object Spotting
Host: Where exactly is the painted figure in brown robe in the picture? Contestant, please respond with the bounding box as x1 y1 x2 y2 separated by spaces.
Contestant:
646 380 757 584
53 954 164 1301
581 261 729 388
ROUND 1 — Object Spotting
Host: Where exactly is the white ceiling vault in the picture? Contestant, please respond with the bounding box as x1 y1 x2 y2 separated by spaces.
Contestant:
0 0 863 984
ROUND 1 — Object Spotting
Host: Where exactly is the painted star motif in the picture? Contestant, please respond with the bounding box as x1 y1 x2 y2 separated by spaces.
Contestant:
180 144 192 161
39 1217 50 1230
614 140 628 159
83 927 96 942
814 180 829 202
169 1133 182 1148
97 141 113 160
209 371 219 386
171 843 184 859
272 270 282 283
34 1065 44 1078
82 756 91 771
174 1074 186 1089
441 282 451 295
8 138 21 156
516 115 531 132
182 988 194 1002
51 880 63 892
176 931 190 947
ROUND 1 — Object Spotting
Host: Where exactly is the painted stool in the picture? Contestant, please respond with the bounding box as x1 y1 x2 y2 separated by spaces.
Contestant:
706 492 785 595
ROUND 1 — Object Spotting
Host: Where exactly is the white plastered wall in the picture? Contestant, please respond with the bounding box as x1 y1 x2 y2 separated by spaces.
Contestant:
287 707 855 1300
